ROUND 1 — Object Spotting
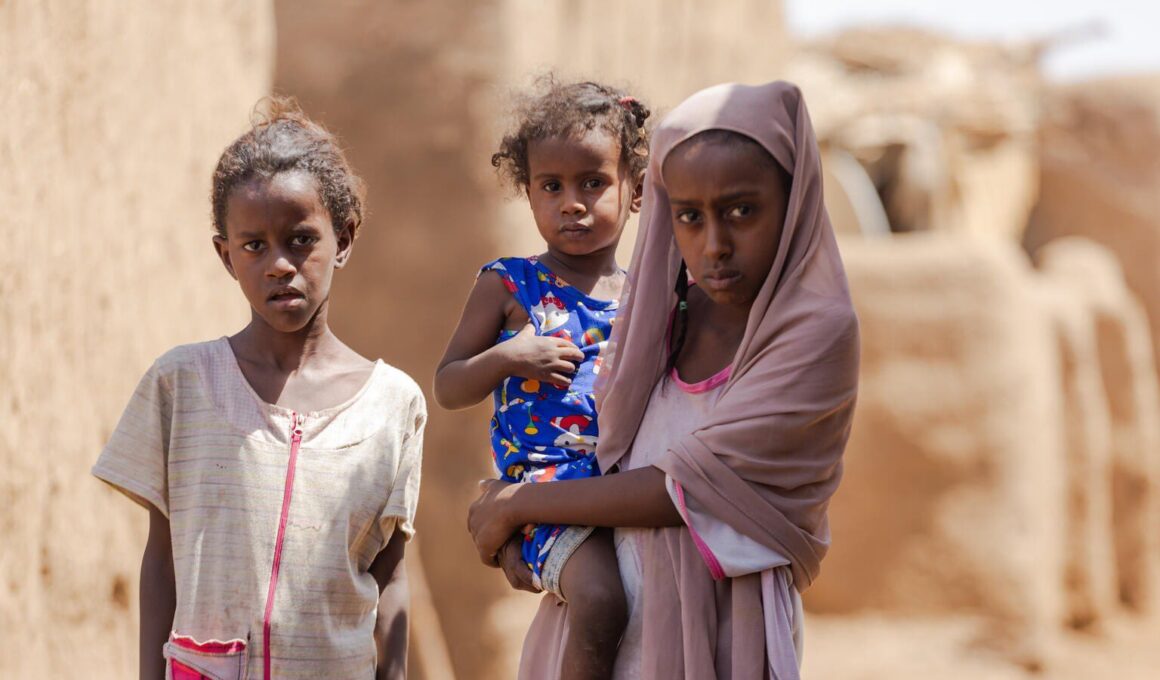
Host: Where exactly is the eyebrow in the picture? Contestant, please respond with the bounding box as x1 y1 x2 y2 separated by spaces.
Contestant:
669 189 763 206
530 167 615 182
231 223 322 239
715 189 763 202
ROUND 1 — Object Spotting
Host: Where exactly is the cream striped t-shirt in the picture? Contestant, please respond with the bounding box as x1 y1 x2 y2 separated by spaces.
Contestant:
93 338 425 679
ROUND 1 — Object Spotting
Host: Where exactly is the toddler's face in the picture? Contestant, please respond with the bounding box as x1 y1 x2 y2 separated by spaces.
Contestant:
213 170 352 333
663 135 789 310
525 129 639 259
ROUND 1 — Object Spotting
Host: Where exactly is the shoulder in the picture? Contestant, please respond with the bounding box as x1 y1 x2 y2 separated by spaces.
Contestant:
472 259 531 309
149 338 227 389
479 256 533 274
805 291 860 346
478 256 539 288
371 362 428 422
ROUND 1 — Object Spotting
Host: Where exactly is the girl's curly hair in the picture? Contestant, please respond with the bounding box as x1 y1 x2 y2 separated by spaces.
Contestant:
211 96 366 238
492 77 651 192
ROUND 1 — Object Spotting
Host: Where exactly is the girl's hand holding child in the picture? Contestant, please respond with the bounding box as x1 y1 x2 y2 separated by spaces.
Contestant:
468 478 521 564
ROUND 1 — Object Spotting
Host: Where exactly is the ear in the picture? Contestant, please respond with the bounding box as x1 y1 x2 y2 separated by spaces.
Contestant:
212 235 238 280
334 220 356 269
629 174 644 214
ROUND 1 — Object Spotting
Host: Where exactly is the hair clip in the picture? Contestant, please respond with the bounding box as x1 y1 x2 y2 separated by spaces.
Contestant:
618 96 638 110
679 301 688 311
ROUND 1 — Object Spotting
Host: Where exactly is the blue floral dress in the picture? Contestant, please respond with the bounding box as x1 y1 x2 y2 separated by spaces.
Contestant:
481 256 617 579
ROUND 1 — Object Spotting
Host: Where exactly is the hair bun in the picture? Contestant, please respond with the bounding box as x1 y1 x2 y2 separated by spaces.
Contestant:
618 95 650 129
629 100 650 129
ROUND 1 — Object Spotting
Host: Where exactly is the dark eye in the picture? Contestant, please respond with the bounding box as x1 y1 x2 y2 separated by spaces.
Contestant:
543 180 561 193
583 178 605 190
674 209 700 225
242 241 264 253
727 204 753 219
291 235 317 247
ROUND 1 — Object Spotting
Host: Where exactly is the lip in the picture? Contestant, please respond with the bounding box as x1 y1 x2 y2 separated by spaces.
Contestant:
559 223 592 237
267 287 306 309
700 269 742 291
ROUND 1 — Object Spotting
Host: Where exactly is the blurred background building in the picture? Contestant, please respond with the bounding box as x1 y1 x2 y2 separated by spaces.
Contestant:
3 1 1158 678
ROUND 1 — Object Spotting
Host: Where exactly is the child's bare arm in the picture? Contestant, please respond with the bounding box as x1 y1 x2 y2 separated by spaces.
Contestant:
434 272 583 409
140 506 175 680
370 530 408 680
434 272 518 409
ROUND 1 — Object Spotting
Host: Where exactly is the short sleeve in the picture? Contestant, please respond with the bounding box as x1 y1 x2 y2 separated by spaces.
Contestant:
478 258 536 320
478 258 516 286
379 391 426 541
92 362 172 516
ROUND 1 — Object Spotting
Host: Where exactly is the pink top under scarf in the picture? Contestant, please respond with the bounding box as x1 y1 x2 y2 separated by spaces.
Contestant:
659 366 794 578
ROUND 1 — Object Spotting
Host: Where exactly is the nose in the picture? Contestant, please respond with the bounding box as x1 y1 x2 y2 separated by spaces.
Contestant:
703 217 732 262
267 246 297 279
561 186 586 217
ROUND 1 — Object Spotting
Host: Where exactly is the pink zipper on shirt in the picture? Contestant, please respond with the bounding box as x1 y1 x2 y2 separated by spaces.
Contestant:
262 412 304 680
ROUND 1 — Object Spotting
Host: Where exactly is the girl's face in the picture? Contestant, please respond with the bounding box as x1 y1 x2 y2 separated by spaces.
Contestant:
213 170 353 333
525 129 641 259
663 134 790 311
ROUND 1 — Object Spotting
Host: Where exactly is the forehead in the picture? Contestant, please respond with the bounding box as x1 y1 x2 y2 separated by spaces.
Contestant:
225 171 328 226
229 170 320 205
662 134 782 193
527 129 622 174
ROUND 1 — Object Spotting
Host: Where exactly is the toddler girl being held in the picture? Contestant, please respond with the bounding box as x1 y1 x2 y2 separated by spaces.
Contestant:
435 79 649 680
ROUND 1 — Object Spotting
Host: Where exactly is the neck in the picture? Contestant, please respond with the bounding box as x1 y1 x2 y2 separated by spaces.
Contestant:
542 243 620 280
236 300 335 372
693 286 751 334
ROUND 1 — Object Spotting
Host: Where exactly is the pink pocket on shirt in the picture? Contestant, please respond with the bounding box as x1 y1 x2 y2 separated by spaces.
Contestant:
163 632 248 680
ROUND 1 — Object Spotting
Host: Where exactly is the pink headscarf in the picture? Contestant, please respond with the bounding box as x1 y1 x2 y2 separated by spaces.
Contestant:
597 80 860 591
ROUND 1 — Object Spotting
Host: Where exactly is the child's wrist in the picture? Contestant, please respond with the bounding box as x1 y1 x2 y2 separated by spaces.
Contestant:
490 341 518 375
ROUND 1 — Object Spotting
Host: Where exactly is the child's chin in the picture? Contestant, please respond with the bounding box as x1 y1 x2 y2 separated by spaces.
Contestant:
553 240 614 257
254 309 316 333
704 289 751 309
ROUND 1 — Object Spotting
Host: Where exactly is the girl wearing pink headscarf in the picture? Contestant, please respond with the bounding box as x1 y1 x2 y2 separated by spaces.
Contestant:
469 81 859 679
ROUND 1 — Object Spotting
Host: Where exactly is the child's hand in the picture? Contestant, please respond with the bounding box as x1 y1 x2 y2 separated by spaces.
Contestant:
502 324 585 387
498 536 539 593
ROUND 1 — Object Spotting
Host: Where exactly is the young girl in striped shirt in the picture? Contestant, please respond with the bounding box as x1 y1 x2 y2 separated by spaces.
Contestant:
93 98 424 680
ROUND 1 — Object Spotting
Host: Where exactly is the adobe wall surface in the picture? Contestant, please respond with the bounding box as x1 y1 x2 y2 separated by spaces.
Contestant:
808 235 1067 665
1026 76 1160 391
0 2 273 677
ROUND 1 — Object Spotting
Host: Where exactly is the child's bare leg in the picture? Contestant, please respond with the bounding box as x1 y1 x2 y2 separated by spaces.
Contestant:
558 529 627 680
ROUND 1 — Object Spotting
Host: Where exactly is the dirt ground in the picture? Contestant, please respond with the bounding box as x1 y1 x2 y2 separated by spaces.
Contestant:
803 611 1160 679
485 591 1160 679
